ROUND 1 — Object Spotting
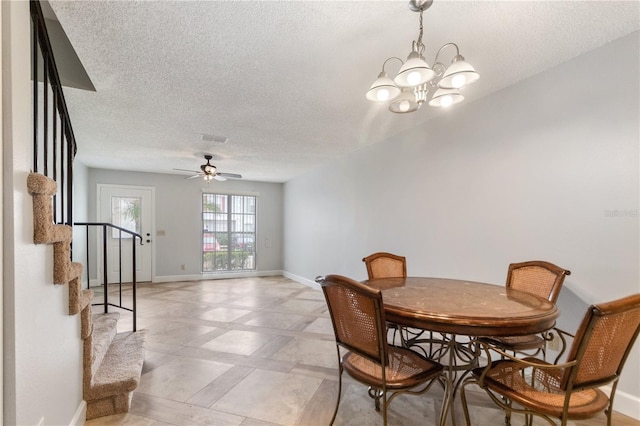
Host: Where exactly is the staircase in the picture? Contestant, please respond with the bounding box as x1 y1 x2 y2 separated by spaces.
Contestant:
28 173 148 420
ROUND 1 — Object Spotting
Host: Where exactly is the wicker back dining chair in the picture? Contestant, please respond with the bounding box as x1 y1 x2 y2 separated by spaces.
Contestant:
481 261 571 357
362 252 411 346
316 274 444 426
461 293 640 426
506 260 570 304
362 252 407 280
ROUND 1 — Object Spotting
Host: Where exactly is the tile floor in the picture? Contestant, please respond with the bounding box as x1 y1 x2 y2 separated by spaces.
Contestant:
86 276 638 426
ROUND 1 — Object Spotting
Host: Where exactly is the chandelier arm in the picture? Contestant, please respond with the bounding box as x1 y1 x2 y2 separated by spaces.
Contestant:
431 61 447 78
382 56 404 72
432 42 460 65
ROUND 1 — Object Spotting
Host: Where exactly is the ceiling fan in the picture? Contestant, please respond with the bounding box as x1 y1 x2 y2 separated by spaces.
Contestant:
173 155 242 182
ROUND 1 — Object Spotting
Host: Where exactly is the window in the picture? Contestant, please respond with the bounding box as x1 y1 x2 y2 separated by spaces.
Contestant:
111 196 141 238
202 193 256 272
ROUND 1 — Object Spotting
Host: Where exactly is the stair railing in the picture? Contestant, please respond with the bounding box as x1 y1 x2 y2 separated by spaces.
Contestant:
75 222 143 331
30 0 76 226
31 1 142 332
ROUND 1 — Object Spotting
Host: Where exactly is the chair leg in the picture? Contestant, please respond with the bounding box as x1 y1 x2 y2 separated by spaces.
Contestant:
606 382 618 426
330 358 343 425
504 398 512 426
459 378 473 426
605 407 613 426
381 387 388 426
368 386 382 411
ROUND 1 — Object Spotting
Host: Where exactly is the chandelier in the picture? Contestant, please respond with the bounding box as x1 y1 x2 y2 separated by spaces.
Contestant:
366 0 479 113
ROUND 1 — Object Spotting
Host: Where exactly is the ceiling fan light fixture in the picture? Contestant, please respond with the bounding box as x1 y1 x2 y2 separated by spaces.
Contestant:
175 154 243 182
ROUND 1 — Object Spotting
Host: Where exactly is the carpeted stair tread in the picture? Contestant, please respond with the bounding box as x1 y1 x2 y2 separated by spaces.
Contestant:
68 261 83 282
80 289 93 311
29 172 146 419
81 306 93 340
52 237 74 284
90 313 120 379
69 273 93 315
27 172 57 196
85 330 148 400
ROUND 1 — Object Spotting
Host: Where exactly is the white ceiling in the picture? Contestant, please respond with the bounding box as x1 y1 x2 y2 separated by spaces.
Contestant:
48 0 639 183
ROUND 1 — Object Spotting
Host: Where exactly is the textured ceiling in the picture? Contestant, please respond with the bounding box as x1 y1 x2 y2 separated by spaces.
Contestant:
49 0 639 183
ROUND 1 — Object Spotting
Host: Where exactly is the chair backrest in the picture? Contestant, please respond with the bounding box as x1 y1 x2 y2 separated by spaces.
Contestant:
506 260 571 303
362 252 407 280
561 293 640 390
317 274 388 365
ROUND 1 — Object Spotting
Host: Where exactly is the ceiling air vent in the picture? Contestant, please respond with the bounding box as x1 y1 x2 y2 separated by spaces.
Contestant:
200 133 228 144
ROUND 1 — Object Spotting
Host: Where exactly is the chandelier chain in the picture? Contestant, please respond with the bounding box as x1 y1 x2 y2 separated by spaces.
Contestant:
417 8 425 55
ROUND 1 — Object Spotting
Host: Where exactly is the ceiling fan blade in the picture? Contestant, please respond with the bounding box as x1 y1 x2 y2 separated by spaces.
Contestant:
173 168 200 173
185 174 202 180
216 172 242 179
213 175 227 181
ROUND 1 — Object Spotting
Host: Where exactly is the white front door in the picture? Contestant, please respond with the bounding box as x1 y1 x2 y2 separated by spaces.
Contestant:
98 184 154 283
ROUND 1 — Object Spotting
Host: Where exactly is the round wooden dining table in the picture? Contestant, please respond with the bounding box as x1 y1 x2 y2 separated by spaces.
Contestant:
362 276 559 337
362 276 560 425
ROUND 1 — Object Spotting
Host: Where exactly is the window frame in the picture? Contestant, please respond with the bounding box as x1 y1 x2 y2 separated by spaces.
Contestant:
202 192 257 273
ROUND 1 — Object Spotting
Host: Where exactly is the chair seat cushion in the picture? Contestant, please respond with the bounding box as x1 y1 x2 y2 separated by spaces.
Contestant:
343 346 443 390
473 359 610 420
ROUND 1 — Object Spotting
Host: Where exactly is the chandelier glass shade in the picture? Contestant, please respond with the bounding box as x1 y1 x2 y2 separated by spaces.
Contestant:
365 69 401 102
389 90 420 113
366 0 479 114
394 51 435 87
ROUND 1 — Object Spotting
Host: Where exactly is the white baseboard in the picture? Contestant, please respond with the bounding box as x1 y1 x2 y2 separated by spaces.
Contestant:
282 271 320 290
153 269 283 283
86 270 284 285
602 386 640 420
69 400 86 426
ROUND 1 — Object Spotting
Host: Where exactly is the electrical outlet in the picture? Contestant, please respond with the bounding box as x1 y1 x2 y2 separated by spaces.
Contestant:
548 332 560 351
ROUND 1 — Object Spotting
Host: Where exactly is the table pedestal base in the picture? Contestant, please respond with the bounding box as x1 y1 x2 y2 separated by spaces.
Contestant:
400 331 480 426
